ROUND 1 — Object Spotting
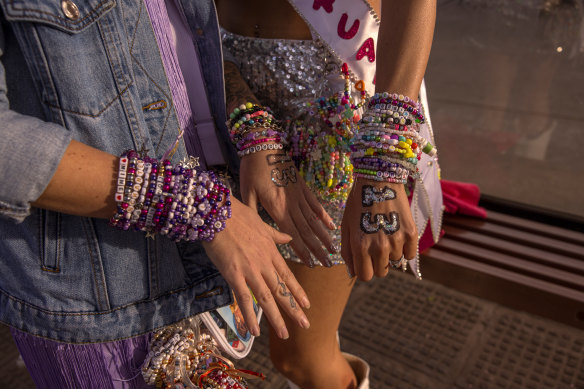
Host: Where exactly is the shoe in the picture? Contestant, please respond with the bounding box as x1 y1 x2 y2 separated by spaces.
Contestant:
287 379 300 389
342 352 370 389
286 352 370 389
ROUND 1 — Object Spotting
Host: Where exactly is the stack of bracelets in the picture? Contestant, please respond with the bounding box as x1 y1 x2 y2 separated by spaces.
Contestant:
109 150 231 242
350 92 437 184
142 317 264 388
288 62 366 206
227 102 288 157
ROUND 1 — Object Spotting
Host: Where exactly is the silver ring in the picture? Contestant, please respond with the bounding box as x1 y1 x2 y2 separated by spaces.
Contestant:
389 254 406 270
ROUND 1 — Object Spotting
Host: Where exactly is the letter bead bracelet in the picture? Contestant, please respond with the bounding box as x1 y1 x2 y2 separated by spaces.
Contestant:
109 150 231 242
350 91 437 183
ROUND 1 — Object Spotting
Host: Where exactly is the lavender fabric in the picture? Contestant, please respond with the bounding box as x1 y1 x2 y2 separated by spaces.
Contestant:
144 0 208 168
11 328 153 389
165 0 226 166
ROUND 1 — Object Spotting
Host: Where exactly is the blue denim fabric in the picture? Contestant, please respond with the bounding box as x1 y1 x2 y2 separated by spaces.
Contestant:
0 0 237 343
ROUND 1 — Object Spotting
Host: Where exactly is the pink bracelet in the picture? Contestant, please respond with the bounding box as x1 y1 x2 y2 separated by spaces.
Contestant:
239 137 281 151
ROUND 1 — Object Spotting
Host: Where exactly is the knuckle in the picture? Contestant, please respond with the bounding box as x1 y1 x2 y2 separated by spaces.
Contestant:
375 237 391 252
237 293 253 307
298 227 313 240
403 225 418 240
257 289 275 306
277 267 294 284
263 197 280 212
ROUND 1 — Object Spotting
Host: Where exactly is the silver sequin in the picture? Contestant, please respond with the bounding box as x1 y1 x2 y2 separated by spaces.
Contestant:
223 29 347 266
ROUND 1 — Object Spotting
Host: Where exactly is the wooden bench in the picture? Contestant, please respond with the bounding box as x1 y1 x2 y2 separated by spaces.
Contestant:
420 209 584 330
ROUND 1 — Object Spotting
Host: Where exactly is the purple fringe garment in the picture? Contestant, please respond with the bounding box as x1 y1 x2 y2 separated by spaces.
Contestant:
11 328 153 389
144 0 207 168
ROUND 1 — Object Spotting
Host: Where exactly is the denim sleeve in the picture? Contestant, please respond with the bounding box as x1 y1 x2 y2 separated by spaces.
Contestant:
0 28 72 223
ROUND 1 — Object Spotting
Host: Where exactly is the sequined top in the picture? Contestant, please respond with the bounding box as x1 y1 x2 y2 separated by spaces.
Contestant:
221 29 444 269
222 29 345 120
223 29 352 266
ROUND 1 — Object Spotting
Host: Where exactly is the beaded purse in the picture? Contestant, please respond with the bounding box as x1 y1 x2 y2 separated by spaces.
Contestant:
142 307 264 388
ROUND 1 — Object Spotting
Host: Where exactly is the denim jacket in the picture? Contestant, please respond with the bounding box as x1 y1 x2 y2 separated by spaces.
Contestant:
0 0 238 343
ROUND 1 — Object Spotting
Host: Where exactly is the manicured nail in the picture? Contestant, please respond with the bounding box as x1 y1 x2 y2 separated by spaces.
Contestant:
301 296 311 309
279 326 289 340
299 317 310 329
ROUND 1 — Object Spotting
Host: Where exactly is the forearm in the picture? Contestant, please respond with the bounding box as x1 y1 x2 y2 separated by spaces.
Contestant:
376 0 436 97
32 139 118 219
224 60 260 113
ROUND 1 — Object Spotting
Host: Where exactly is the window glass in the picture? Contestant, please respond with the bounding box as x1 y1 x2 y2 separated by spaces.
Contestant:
427 0 584 218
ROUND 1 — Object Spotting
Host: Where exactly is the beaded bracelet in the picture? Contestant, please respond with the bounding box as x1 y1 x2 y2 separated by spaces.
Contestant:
110 150 231 242
237 143 284 157
367 92 425 124
142 317 264 388
353 172 408 184
350 91 437 183
239 137 281 151
226 102 290 156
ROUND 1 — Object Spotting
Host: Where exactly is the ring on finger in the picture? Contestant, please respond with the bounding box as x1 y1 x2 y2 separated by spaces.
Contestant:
389 255 407 271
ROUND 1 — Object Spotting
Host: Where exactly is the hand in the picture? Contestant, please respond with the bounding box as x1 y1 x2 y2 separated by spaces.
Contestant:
202 197 311 339
239 150 337 267
340 179 418 281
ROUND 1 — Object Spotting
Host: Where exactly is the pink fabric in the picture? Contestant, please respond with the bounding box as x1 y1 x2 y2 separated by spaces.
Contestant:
441 180 487 219
419 224 445 253
419 180 486 253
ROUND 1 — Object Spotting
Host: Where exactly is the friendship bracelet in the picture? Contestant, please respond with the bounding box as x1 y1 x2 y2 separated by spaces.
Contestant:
227 102 289 153
353 173 407 184
239 137 281 151
237 143 284 157
110 150 231 242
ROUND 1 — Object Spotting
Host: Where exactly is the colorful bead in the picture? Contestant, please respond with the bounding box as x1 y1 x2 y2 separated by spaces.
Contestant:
110 151 231 242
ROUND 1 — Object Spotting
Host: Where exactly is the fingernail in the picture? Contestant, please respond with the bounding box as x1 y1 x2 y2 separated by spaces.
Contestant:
279 327 289 340
301 296 311 309
329 221 337 230
251 325 260 337
299 317 310 329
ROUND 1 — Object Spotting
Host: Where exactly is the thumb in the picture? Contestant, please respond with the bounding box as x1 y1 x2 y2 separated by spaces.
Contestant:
265 223 293 244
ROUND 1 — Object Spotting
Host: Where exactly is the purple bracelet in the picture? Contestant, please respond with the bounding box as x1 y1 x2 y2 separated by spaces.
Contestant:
110 150 231 242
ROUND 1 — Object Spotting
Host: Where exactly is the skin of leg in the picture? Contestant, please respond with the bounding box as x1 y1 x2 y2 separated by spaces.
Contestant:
269 261 357 389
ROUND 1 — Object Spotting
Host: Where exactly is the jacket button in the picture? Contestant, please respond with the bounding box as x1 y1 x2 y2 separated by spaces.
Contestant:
196 28 204 36
61 0 80 21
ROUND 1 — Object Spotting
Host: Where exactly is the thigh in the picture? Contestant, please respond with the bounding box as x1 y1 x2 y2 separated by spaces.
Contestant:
269 261 355 359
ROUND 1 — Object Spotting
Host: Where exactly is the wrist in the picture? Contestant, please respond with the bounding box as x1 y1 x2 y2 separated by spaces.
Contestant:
109 150 232 242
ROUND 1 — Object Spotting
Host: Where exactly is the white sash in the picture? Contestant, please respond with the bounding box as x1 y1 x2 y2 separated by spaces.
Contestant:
287 0 379 95
288 0 445 264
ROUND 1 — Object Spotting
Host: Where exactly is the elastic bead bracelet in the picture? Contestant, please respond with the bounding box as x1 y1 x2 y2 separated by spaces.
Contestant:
227 102 289 153
237 143 284 157
110 150 231 242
